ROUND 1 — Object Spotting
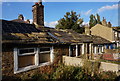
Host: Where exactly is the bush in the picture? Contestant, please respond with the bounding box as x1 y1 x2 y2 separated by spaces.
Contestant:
26 64 118 81
52 65 77 80
3 63 118 81
99 71 118 80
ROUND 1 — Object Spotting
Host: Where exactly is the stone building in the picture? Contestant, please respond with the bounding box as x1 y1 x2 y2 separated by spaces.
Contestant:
1 1 112 78
90 24 120 48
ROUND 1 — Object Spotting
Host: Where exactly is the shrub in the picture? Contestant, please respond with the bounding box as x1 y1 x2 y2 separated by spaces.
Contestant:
3 63 118 81
52 65 75 80
98 71 118 80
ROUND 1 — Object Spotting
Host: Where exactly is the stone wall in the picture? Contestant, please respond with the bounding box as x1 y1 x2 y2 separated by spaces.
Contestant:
63 56 119 72
2 44 68 79
100 62 119 72
63 56 83 66
54 45 69 56
2 47 14 77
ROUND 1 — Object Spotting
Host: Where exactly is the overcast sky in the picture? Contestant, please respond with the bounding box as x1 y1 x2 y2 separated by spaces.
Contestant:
1 1 119 27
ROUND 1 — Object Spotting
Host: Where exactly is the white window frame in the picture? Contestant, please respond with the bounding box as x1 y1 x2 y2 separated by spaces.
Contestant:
14 48 37 74
39 47 54 64
14 46 54 74
18 48 36 56
39 47 51 54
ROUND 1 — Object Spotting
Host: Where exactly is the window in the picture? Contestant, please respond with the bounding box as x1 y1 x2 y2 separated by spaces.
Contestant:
40 48 50 53
39 47 51 64
14 47 54 74
18 48 36 69
19 48 35 55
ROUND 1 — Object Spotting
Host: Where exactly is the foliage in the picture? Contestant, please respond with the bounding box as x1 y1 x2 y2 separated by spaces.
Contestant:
99 71 118 80
30 64 117 81
82 59 101 77
89 14 102 27
56 11 84 33
2 63 118 81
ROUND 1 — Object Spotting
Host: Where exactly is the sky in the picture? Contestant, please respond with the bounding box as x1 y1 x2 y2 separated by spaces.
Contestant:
1 1 119 28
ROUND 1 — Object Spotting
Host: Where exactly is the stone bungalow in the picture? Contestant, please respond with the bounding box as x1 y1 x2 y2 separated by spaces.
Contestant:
2 2 111 77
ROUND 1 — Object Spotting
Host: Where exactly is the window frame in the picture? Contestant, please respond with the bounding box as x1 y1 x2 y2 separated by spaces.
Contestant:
18 48 36 56
14 46 54 74
38 47 51 65
39 47 51 54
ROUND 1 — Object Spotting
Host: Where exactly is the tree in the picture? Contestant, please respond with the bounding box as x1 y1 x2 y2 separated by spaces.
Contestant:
56 11 84 33
96 14 101 24
89 14 102 28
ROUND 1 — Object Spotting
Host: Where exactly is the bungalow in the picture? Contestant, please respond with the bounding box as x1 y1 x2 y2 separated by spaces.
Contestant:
2 1 112 78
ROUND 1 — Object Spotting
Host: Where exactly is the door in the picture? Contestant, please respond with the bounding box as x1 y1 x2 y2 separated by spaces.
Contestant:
78 45 82 56
71 45 76 57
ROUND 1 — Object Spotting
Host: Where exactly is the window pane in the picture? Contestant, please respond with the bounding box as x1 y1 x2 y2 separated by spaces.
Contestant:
40 48 50 52
39 53 50 63
18 55 35 68
19 48 34 54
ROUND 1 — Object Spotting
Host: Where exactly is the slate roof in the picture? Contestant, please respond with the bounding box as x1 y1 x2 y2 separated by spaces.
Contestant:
2 20 57 44
2 19 111 45
49 29 92 43
49 29 111 44
2 20 40 33
11 19 29 24
113 28 120 32
91 35 111 44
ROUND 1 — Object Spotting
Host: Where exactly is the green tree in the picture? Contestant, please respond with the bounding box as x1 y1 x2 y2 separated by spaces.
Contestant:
96 14 101 24
89 14 97 28
89 14 102 28
56 11 84 33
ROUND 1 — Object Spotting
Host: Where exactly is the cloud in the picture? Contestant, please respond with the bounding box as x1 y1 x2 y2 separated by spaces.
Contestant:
44 21 58 28
84 9 92 15
29 19 33 24
25 19 58 28
97 4 118 13
82 21 89 25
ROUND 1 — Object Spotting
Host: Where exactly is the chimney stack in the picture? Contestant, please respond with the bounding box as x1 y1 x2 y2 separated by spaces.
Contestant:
18 14 24 20
26 19 30 24
102 17 107 26
32 0 44 27
85 25 91 35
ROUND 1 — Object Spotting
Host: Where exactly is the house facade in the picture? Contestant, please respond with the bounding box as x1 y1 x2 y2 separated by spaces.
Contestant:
90 24 120 49
2 2 112 78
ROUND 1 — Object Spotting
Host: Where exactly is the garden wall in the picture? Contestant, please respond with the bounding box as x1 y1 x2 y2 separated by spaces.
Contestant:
63 56 119 72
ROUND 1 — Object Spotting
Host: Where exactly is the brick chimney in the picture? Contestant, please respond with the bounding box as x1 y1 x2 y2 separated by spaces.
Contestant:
32 0 44 27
